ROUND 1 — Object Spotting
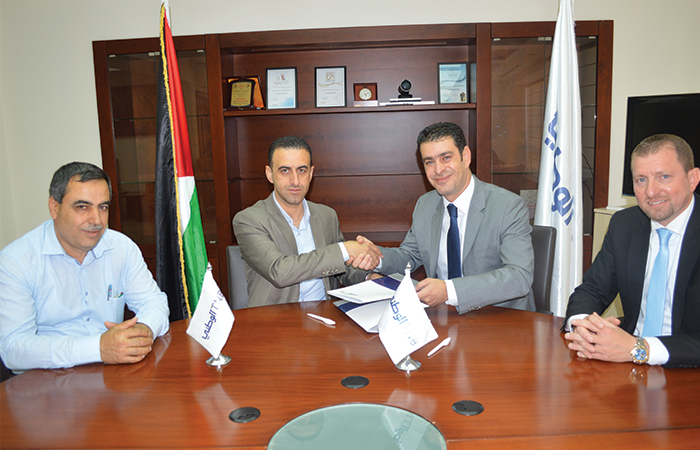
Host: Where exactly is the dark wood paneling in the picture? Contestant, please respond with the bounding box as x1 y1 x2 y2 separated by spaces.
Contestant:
206 34 232 298
225 46 471 109
492 20 600 38
219 23 476 50
594 21 614 208
231 109 472 179
103 35 205 55
93 41 122 232
475 23 493 182
237 174 428 236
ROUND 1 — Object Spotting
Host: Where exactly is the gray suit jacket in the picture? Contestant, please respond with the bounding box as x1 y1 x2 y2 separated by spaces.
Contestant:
379 177 535 313
232 194 367 307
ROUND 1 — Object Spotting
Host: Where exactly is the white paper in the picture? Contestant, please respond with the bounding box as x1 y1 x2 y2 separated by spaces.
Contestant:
328 273 408 304
335 299 390 333
328 282 396 304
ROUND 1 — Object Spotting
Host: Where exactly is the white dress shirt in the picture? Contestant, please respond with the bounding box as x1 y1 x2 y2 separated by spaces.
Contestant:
437 179 475 306
636 196 694 364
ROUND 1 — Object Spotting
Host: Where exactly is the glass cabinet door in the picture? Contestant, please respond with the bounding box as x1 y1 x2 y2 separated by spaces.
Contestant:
107 50 216 245
491 36 597 235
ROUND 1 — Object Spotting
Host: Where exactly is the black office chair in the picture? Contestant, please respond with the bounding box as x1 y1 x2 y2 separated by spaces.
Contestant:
1 356 13 382
531 225 556 315
226 245 250 310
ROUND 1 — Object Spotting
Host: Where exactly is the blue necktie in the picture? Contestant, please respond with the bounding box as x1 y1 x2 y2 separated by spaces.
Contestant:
643 228 672 337
447 203 461 279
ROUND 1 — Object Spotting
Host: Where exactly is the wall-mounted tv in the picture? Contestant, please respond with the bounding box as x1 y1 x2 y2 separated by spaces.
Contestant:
622 93 700 196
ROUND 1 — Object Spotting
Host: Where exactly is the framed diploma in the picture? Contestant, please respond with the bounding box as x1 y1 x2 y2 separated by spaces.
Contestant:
266 67 297 109
315 66 346 107
438 63 469 104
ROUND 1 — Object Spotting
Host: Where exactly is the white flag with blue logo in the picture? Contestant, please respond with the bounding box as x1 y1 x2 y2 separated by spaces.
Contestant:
186 264 235 358
378 268 438 365
534 0 583 317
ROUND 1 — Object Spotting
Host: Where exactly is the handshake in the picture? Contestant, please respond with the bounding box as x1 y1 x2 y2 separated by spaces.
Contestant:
343 235 382 271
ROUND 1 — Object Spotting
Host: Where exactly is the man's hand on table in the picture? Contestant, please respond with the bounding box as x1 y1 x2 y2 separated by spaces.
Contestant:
100 316 154 364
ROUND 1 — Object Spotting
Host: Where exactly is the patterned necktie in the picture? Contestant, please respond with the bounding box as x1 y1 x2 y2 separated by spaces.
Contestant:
643 228 672 337
447 203 461 279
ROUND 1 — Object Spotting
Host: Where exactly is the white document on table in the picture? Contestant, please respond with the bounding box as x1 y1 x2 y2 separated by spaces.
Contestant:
334 299 390 333
328 273 405 304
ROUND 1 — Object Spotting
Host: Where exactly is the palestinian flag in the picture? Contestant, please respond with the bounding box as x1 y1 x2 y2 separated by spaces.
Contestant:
155 0 208 321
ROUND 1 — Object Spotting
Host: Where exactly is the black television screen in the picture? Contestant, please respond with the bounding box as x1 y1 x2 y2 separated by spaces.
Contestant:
622 93 700 196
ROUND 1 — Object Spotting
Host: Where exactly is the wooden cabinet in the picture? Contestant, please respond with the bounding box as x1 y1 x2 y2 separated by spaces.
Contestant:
93 22 613 295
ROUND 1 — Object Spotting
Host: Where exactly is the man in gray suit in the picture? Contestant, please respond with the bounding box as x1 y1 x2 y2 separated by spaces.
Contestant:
366 122 534 313
233 136 381 307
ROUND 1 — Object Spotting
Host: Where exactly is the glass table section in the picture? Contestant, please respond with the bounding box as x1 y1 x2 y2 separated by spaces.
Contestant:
268 403 446 450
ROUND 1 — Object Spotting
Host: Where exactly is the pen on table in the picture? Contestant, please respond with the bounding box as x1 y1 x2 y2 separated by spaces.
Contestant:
427 337 451 357
307 313 336 326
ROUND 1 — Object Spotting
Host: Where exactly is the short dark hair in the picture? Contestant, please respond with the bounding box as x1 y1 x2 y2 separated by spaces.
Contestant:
268 136 312 166
417 122 467 158
49 162 112 204
632 134 695 172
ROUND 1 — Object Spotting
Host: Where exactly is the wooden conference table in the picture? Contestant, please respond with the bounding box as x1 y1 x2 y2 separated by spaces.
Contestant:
2 302 700 449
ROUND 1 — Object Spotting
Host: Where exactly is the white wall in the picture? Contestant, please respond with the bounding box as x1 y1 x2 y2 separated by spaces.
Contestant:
1 0 699 247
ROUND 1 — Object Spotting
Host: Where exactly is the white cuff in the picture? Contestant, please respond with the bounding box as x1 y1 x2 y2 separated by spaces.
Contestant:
339 242 349 261
445 279 458 306
645 337 670 365
565 314 587 332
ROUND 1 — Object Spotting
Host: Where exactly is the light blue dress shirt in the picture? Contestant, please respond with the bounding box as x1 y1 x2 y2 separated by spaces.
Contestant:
273 194 327 301
0 220 170 372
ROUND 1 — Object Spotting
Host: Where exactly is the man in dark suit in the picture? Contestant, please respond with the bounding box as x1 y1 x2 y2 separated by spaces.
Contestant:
565 134 700 368
232 136 381 307
365 122 535 313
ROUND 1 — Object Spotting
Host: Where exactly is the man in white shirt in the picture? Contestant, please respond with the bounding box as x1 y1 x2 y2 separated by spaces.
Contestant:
565 134 700 368
367 122 535 313
232 136 381 307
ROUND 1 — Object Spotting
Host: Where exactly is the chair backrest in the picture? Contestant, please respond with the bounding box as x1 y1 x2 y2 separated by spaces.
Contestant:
1 357 12 382
530 225 556 314
226 245 249 310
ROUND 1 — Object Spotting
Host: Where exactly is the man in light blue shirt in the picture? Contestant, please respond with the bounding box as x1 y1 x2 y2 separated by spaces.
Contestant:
0 162 169 373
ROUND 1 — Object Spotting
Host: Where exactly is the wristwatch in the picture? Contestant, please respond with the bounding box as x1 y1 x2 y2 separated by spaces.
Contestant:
630 337 649 364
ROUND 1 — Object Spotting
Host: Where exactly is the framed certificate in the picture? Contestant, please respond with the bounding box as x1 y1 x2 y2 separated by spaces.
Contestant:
438 63 469 104
315 66 346 107
266 67 297 109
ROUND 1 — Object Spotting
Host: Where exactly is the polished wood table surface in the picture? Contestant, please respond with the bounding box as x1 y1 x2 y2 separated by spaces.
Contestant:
2 302 700 449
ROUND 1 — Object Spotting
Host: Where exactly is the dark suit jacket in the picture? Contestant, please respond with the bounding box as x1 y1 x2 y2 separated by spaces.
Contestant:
232 194 367 307
379 177 535 313
566 195 700 368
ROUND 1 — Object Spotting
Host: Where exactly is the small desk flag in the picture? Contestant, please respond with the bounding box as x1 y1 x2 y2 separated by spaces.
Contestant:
186 264 235 358
378 268 437 365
